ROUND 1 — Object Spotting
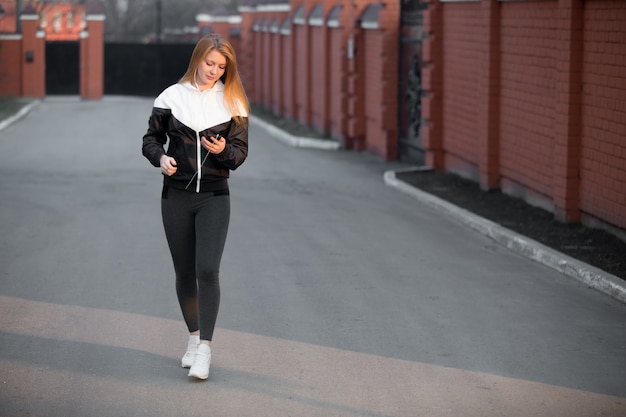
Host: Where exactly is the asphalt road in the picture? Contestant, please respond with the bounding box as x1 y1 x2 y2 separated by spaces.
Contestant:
1 97 625 417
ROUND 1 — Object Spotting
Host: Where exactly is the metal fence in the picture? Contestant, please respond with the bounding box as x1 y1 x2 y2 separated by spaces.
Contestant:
104 43 195 97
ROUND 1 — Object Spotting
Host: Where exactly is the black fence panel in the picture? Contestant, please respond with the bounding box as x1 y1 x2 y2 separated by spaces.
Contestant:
104 43 196 97
46 41 80 95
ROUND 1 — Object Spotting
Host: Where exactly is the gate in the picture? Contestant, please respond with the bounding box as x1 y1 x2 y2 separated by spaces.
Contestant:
46 41 79 95
104 43 196 97
398 1 427 164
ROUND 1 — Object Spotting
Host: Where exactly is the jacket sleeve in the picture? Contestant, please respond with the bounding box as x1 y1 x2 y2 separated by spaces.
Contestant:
214 117 249 170
142 107 171 167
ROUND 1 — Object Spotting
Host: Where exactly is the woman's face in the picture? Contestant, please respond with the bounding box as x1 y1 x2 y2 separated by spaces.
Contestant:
195 49 227 90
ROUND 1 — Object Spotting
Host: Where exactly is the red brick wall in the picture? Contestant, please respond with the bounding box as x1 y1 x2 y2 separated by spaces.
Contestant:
253 23 263 104
271 25 282 114
239 4 292 118
81 0 618 233
421 0 444 169
309 24 328 133
293 24 310 125
328 27 346 142
364 30 385 156
292 1 312 125
240 1 377 151
229 32 242 70
281 30 295 119
579 1 626 229
440 3 481 176
308 0 336 134
21 16 45 98
0 12 104 100
0 37 22 96
361 2 400 160
345 27 366 150
423 0 625 233
552 0 583 222
476 0 501 190
344 6 368 151
380 0 400 159
238 7 256 98
343 0 388 152
261 26 272 108
80 15 105 100
328 24 352 148
210 22 233 39
499 2 558 204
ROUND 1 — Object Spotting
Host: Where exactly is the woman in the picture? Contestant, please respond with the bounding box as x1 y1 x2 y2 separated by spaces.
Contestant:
142 33 249 380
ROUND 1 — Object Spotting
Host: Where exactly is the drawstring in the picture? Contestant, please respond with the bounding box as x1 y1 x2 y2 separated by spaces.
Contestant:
185 148 210 191
184 133 221 192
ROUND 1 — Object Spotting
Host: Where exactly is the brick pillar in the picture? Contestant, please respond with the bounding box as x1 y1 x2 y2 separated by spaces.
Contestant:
260 18 271 108
80 9 105 100
332 2 356 148
253 18 264 104
271 18 283 115
477 0 501 190
308 7 326 133
281 19 296 120
346 25 366 150
308 0 336 134
327 22 347 143
211 17 238 39
266 6 290 116
344 0 370 151
20 12 45 98
380 0 400 160
0 37 23 96
238 4 256 101
229 27 242 66
420 0 443 169
553 0 583 222
292 0 313 125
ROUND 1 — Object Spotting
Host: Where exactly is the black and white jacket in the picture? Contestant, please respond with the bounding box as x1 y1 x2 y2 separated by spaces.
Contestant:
142 80 248 193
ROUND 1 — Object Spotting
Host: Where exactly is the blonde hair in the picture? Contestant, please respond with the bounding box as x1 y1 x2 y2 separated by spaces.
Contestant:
180 34 249 125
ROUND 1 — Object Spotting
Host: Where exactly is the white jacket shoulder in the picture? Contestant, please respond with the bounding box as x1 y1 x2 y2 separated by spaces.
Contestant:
153 84 186 109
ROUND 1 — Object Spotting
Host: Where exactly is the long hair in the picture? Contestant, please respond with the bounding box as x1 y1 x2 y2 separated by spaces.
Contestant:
180 34 249 125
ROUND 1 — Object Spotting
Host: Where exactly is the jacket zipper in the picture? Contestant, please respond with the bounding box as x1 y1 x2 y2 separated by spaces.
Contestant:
195 130 201 193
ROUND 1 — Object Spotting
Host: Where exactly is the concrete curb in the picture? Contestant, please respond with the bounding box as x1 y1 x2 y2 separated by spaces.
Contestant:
0 99 40 132
384 168 626 304
251 116 341 150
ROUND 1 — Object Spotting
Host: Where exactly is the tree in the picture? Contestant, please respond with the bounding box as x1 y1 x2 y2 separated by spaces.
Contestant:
100 0 240 42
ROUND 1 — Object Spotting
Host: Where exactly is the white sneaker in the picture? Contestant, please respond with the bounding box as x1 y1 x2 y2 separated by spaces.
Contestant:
188 343 211 380
181 335 199 368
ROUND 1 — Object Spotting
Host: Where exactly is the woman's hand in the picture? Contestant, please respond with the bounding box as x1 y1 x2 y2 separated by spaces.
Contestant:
201 135 226 154
160 155 177 176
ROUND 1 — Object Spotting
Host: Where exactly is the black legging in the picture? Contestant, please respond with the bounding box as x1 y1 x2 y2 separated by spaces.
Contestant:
161 186 230 341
